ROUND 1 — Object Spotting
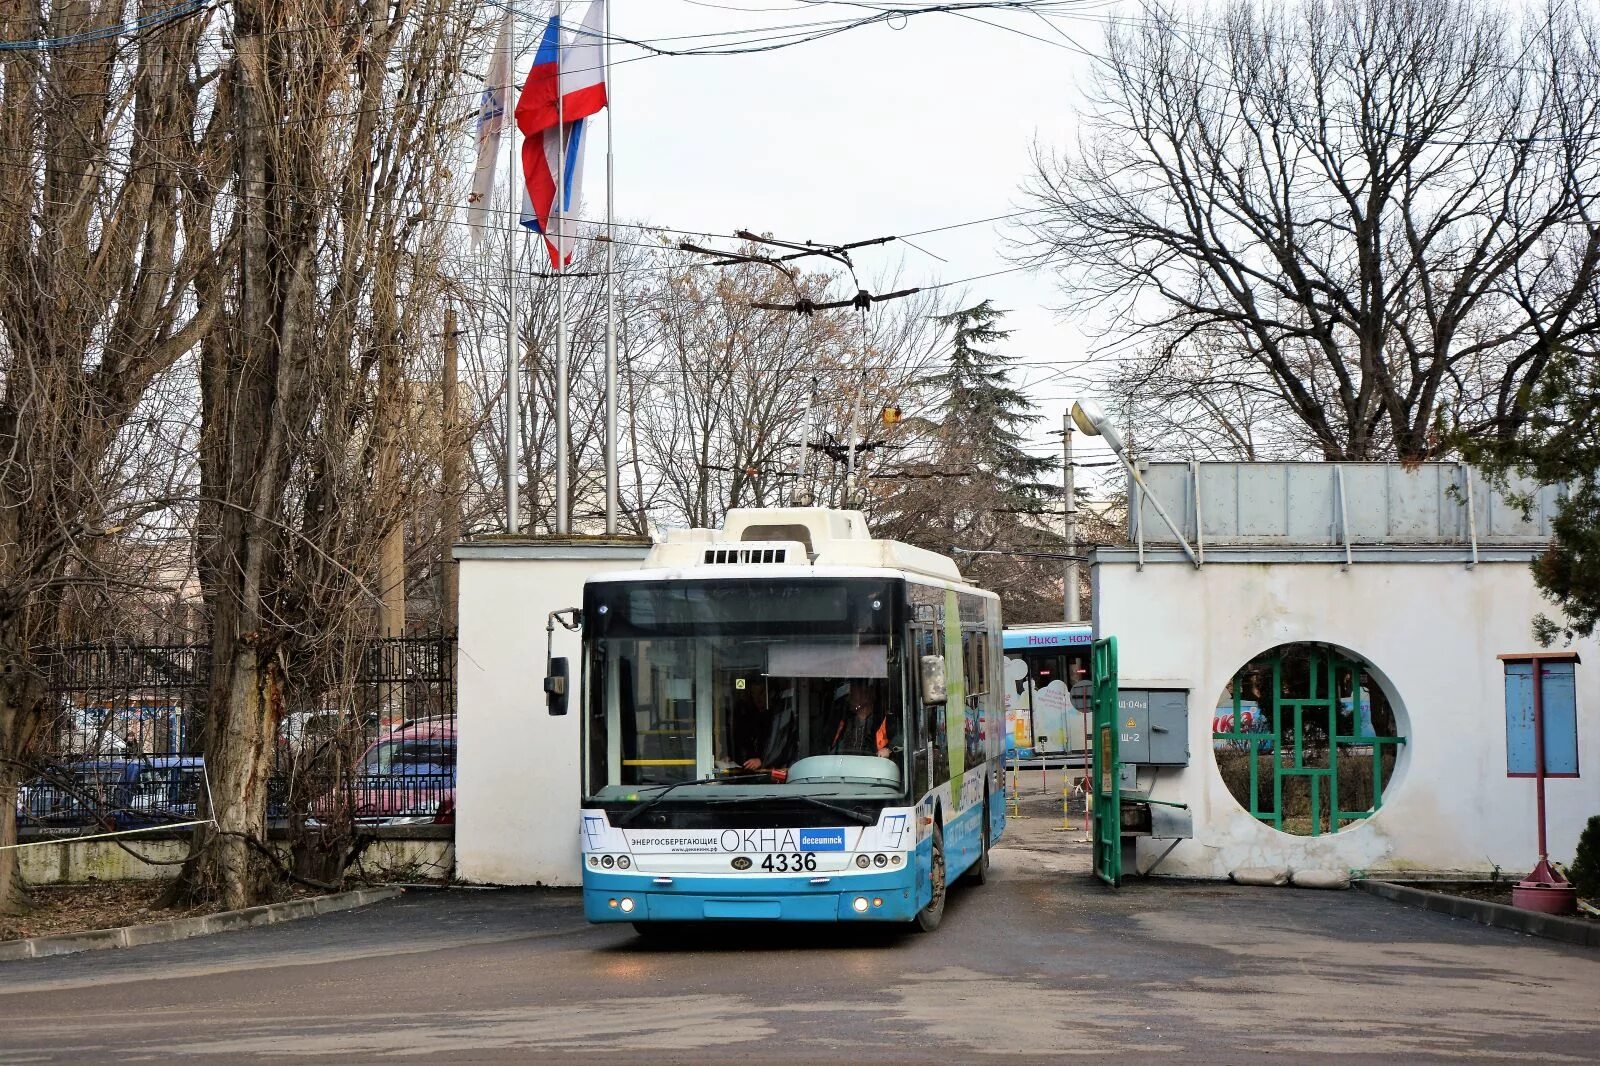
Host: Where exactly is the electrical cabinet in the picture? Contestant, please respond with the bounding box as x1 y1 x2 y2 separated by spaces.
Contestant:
1116 688 1190 766
1117 690 1150 764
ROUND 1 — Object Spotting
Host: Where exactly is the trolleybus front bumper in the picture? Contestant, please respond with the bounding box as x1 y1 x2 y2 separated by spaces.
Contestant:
582 868 920 923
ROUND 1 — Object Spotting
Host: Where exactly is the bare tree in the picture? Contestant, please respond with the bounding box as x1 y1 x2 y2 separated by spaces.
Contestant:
1099 335 1331 461
1023 0 1600 460
621 250 954 531
168 0 473 909
0 3 225 914
636 256 851 528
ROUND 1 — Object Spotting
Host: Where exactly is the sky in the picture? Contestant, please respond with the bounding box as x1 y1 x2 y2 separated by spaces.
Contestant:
512 0 1128 474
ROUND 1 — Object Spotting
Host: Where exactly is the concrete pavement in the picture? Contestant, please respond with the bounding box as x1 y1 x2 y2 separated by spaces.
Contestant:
1 793 1596 1064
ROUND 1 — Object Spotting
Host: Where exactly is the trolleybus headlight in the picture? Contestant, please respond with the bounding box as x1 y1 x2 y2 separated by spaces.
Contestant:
873 853 888 867
616 856 631 870
588 856 599 867
601 854 614 869
852 897 869 913
891 854 902 866
608 898 618 908
619 897 635 913
855 855 871 869
873 898 883 908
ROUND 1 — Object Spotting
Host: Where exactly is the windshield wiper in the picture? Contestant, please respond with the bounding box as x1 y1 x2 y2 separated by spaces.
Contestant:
783 794 876 826
616 771 767 826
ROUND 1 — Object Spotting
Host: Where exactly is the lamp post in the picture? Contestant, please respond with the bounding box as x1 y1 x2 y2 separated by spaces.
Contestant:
1070 400 1200 569
1062 407 1079 623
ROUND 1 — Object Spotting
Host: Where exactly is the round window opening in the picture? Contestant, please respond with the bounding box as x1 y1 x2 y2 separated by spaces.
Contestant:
1212 643 1406 837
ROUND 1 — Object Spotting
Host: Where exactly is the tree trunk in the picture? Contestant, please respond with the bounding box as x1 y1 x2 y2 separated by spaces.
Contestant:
166 639 279 910
0 757 31 917
0 662 46 916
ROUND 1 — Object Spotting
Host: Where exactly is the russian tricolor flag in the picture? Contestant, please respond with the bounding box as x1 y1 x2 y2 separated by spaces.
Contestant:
516 1 608 268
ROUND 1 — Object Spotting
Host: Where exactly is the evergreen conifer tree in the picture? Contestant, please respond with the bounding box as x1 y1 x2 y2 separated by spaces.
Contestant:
1571 815 1600 902
1464 346 1600 643
873 301 1066 621
922 300 1058 511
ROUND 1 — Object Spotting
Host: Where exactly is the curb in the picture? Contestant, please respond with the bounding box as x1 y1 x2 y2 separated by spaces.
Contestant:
0 886 403 962
1356 880 1600 948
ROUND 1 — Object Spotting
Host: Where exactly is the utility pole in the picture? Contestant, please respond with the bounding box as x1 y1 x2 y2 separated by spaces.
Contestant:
441 303 462 631
377 310 406 639
844 364 865 508
1063 407 1080 623
793 376 815 506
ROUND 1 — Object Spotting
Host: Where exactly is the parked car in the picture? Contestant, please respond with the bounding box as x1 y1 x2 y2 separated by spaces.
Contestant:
321 718 455 827
279 710 343 754
17 757 206 830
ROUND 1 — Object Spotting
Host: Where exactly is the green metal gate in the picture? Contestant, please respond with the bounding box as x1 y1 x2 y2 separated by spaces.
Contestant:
1212 645 1406 835
1090 636 1120 886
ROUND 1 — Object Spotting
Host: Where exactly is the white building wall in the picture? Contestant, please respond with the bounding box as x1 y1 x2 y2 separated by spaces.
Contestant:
1093 552 1600 879
454 539 652 886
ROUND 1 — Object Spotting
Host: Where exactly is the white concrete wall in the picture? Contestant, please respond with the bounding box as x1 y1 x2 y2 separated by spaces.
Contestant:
454 539 651 886
1093 553 1600 879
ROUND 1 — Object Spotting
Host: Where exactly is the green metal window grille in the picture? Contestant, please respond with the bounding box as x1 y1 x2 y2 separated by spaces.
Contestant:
1212 646 1406 836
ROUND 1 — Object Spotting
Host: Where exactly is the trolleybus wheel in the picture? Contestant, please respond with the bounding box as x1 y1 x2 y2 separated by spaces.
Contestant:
914 820 947 932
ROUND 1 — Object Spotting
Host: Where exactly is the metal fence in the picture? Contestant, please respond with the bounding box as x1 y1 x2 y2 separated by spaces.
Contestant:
19 636 457 833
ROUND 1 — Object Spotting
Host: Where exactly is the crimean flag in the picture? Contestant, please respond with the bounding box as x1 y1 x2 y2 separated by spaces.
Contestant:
466 7 514 251
516 0 608 268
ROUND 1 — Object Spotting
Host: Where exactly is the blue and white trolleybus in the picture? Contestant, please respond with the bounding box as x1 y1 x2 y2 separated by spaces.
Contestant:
1001 623 1092 758
551 508 1006 934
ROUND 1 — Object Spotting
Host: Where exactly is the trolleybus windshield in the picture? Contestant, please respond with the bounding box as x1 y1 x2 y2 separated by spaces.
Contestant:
582 579 906 803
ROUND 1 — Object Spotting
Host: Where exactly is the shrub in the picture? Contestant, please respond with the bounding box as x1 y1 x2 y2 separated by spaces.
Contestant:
1572 815 1600 901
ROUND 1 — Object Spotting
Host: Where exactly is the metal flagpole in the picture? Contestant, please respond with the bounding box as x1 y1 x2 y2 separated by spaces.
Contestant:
554 0 570 534
503 2 520 534
602 0 618 534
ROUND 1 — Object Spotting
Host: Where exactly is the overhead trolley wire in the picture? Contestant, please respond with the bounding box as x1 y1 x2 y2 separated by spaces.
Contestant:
0 0 214 51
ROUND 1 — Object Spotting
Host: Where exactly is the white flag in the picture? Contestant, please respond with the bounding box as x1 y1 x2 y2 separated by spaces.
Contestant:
467 9 514 251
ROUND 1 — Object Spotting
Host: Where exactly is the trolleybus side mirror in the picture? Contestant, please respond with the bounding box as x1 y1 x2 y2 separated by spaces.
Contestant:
919 655 948 706
542 607 582 716
545 657 569 716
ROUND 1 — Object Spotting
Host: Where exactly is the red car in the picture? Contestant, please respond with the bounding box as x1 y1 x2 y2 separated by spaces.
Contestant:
338 718 456 826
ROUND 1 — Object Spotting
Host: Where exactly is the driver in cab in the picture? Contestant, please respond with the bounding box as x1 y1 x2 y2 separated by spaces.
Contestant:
832 678 897 758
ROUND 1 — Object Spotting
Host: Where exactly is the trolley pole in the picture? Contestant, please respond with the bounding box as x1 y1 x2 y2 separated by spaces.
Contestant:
1063 407 1080 623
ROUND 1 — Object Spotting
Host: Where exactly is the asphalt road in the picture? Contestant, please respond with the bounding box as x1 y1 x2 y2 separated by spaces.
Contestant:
2 803 1597 1064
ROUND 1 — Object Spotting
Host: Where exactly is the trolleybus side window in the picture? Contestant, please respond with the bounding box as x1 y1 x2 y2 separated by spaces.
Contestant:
919 625 950 787
907 625 939 795
962 627 986 766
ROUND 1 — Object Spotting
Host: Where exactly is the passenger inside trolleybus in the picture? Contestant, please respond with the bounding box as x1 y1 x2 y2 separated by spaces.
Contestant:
830 678 898 758
726 680 798 779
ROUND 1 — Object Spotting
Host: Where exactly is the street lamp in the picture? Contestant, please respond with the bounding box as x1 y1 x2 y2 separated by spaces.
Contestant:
1070 399 1123 452
1070 401 1200 569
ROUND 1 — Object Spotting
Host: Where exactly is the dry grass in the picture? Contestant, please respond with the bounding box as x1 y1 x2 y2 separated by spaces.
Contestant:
1 879 319 942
